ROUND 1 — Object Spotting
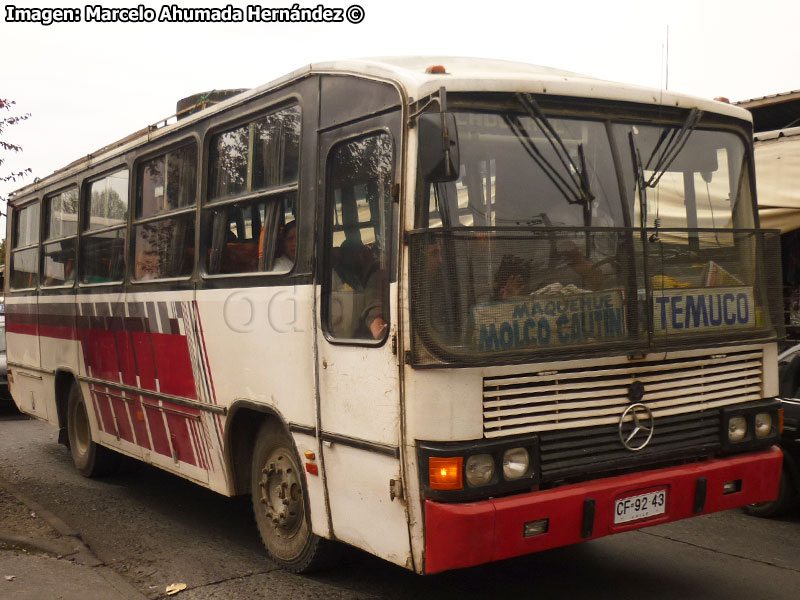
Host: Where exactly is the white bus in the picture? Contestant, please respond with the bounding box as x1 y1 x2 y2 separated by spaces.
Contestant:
5 57 784 574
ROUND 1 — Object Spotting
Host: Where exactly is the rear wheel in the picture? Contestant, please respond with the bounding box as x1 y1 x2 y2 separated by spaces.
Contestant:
66 383 117 477
250 422 334 573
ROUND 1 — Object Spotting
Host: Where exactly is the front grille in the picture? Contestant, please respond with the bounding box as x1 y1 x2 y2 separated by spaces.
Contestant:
538 411 720 482
483 348 763 438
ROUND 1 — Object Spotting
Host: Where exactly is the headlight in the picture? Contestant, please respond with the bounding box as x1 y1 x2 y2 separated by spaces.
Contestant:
465 454 494 486
503 447 530 480
419 438 538 500
728 416 747 443
755 413 773 439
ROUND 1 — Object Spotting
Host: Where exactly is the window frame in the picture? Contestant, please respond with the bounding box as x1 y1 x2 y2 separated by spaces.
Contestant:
201 101 302 280
10 200 41 291
41 185 79 289
79 167 130 287
130 141 199 284
320 127 396 346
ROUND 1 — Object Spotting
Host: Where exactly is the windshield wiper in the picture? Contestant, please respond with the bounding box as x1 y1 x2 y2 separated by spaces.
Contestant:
628 107 702 230
504 93 594 209
635 107 702 190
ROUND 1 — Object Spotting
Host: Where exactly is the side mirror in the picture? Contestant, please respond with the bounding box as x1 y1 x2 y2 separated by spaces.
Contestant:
418 112 460 183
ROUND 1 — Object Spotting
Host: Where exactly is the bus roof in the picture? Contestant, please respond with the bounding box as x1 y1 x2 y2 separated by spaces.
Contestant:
307 57 751 119
9 56 752 201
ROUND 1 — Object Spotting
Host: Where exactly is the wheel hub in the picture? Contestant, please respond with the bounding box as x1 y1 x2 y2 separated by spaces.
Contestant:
259 451 302 534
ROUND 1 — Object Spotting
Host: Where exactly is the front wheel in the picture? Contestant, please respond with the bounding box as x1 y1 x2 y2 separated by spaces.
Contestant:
250 422 334 573
66 383 117 477
743 466 796 518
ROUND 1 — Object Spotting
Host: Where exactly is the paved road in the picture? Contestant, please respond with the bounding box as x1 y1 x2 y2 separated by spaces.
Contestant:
2 404 800 599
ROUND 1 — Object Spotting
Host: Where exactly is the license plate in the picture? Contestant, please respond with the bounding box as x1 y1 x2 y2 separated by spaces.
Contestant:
614 489 667 524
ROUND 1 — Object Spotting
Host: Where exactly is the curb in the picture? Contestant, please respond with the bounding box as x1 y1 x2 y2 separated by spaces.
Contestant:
0 480 150 600
0 528 80 558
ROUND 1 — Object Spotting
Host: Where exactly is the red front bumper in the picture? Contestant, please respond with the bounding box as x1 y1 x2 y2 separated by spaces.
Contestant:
424 447 782 574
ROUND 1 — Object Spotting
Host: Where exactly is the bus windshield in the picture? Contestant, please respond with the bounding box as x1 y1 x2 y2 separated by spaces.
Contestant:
410 105 780 365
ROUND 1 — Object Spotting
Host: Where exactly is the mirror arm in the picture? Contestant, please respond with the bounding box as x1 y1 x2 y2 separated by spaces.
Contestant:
408 86 448 126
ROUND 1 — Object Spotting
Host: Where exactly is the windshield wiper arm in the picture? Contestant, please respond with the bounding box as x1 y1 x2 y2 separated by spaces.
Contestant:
628 107 703 232
641 107 702 188
514 92 594 206
628 131 648 229
503 114 585 207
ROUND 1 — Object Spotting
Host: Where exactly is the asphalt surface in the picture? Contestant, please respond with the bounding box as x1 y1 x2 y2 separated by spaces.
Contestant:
2 400 800 599
0 405 146 600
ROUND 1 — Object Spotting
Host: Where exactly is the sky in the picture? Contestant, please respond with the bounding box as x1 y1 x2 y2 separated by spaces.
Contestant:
2 0 799 234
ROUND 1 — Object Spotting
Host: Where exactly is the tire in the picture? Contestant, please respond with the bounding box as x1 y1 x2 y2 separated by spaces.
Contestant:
66 383 118 477
250 422 334 573
743 466 796 518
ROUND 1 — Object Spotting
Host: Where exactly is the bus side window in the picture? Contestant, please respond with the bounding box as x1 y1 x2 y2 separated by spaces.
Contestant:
205 194 296 275
81 169 129 284
42 187 78 287
324 132 393 341
10 202 41 290
132 144 197 281
204 104 300 276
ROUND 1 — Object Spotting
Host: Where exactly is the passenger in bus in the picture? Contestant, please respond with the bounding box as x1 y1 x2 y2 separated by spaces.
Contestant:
421 239 459 342
330 239 388 339
492 254 531 300
273 220 296 271
560 242 606 290
221 227 260 273
134 250 160 281
363 270 388 339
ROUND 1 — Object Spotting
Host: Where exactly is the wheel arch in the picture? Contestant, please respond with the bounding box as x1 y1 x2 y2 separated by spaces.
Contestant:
781 445 800 496
53 369 79 444
225 400 296 496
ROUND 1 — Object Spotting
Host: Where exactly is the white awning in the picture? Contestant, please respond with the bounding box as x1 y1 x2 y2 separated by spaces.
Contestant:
755 128 800 232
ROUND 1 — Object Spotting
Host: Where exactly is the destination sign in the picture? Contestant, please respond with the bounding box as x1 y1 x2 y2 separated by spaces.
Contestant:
652 286 756 334
472 290 626 352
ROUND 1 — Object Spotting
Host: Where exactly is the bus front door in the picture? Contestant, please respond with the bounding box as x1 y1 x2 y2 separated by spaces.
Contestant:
315 113 411 567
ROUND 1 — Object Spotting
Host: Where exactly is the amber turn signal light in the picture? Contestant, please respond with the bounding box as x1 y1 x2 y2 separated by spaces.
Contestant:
429 457 463 490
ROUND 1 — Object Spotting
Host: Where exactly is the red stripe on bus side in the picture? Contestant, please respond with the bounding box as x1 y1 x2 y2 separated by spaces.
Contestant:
85 329 120 383
110 393 136 445
6 322 39 336
10 308 214 472
91 387 118 437
131 396 152 451
115 331 138 388
164 412 197 467
38 324 79 341
151 333 197 400
143 404 172 458
131 332 157 391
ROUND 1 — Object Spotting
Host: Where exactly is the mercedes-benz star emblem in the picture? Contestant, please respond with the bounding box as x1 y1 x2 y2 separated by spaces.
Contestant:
618 403 654 451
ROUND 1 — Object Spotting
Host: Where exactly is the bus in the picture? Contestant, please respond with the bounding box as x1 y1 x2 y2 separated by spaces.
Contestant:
736 91 800 345
5 57 784 574
738 92 800 514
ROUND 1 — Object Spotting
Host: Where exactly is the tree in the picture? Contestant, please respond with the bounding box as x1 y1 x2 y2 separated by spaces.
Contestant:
0 98 32 204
